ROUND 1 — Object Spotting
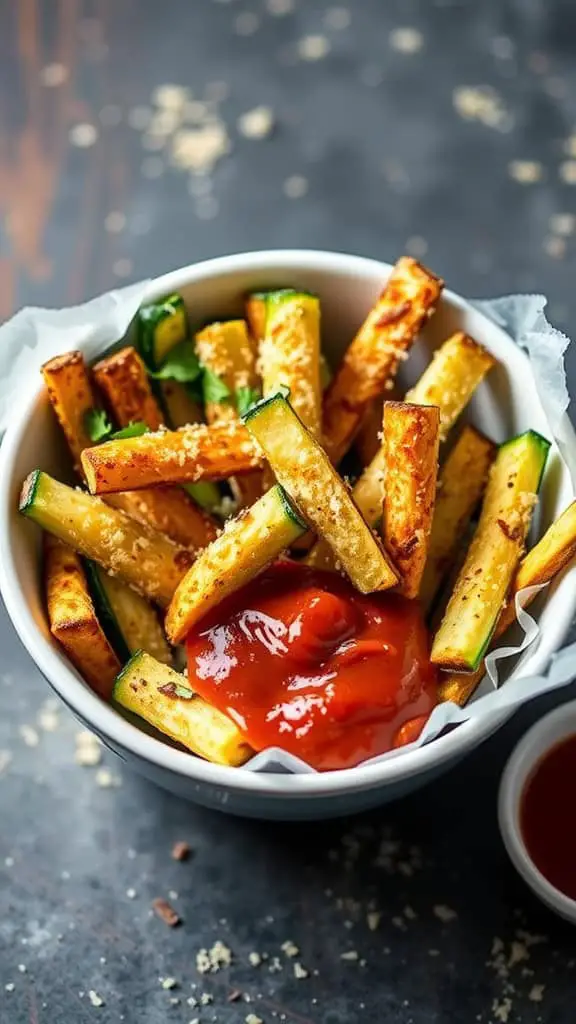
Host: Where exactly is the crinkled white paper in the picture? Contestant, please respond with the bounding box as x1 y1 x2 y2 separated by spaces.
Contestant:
0 285 575 774
0 280 151 436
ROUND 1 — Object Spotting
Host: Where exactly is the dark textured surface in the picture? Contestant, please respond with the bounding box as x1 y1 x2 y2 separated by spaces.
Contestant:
2 1 576 1021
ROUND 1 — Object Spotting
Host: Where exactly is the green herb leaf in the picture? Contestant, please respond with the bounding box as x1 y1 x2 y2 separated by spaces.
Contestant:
148 341 202 384
84 408 113 443
172 681 197 700
235 385 261 417
110 421 149 440
202 367 231 405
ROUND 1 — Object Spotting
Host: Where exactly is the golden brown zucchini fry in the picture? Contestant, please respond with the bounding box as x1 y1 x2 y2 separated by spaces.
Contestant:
114 652 253 766
259 291 322 438
44 533 120 699
244 393 398 594
92 347 218 550
382 403 440 599
41 351 98 473
405 332 495 441
438 499 576 706
81 422 263 494
195 320 263 506
245 294 267 343
431 431 550 672
166 485 306 644
93 346 164 431
22 471 190 607
420 426 497 609
322 257 443 463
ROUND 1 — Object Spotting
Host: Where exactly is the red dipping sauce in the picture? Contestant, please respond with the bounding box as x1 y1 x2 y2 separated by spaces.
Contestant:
521 735 576 901
186 562 437 771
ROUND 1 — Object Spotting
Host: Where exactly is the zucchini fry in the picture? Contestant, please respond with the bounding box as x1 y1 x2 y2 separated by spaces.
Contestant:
93 346 164 431
136 291 202 429
21 471 190 607
114 652 253 766
258 290 322 438
245 293 268 343
93 347 218 549
195 320 263 506
166 485 306 643
382 403 440 599
44 534 120 699
84 560 173 665
81 422 263 494
438 499 576 706
244 393 398 594
322 257 443 463
41 351 99 473
431 431 550 672
420 426 497 610
405 332 495 441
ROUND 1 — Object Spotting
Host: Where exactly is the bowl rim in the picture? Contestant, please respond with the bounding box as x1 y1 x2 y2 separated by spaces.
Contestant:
498 700 576 924
1 247 576 801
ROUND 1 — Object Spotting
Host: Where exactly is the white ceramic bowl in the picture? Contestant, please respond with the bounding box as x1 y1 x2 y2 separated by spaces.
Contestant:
498 701 576 924
1 250 576 820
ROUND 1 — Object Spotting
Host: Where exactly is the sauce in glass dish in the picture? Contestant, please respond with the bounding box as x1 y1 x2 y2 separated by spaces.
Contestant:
521 735 576 901
186 561 437 770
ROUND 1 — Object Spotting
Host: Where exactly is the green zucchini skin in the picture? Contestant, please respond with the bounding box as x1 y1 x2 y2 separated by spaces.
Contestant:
137 293 188 370
19 469 41 514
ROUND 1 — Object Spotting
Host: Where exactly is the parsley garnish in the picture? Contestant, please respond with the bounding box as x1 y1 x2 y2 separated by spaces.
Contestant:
148 341 202 384
235 385 261 417
84 408 113 443
203 367 231 405
111 421 148 440
83 410 148 444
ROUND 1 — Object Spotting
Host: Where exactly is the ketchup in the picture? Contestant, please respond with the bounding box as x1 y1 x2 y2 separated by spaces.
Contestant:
186 562 437 771
521 735 576 900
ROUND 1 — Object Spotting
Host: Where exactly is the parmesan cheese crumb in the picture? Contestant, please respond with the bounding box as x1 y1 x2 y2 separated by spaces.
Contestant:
293 962 309 979
367 911 381 931
248 952 262 966
20 725 40 748
508 159 543 184
297 34 331 61
74 731 102 766
238 106 275 139
88 990 105 1008
161 977 177 990
196 940 233 973
389 27 424 54
433 904 458 923
340 950 359 961
528 984 545 1002
245 1015 264 1024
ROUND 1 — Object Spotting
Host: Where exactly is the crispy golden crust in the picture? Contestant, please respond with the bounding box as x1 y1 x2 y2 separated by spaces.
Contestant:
420 426 496 609
438 499 576 706
245 396 398 594
41 351 97 472
30 473 190 607
245 295 267 342
322 257 443 463
81 422 263 494
93 347 164 431
106 488 217 552
405 332 495 441
196 320 264 507
92 346 217 550
431 436 546 672
44 534 120 698
382 402 440 599
166 486 304 643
